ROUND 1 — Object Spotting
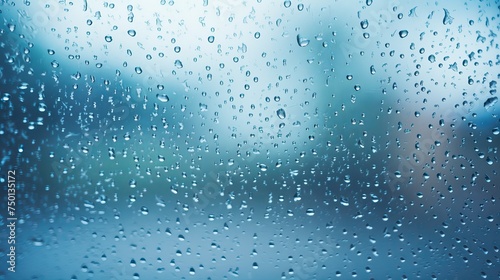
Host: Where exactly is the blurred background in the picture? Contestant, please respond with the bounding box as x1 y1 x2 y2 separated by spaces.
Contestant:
0 0 498 279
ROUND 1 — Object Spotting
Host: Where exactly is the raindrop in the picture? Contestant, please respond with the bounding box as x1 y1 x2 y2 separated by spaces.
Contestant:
360 20 369 29
442 8 454 25
174 60 183 68
399 30 408 38
156 94 170 102
484 97 498 110
306 208 315 216
258 163 268 171
277 108 286 119
296 34 310 47
127 29 136 37
129 179 137 188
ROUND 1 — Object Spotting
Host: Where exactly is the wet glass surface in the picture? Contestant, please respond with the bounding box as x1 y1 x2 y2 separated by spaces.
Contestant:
0 1 499 279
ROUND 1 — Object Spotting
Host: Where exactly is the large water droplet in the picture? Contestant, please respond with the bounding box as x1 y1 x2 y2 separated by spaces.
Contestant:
127 29 136 37
174 60 183 68
442 8 454 25
296 34 310 47
156 94 170 102
277 108 286 119
360 19 369 29
484 97 498 110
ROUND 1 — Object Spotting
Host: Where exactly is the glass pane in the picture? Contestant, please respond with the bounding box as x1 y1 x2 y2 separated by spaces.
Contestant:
0 1 498 279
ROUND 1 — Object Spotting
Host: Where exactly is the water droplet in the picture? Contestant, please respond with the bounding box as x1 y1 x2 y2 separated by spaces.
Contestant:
7 23 15 32
129 179 137 188
442 8 454 25
174 60 183 68
277 108 286 119
38 103 47 112
127 29 136 37
306 208 315 216
484 97 498 110
156 94 170 102
104 35 113 42
284 0 291 8
399 30 408 38
32 238 44 246
360 20 369 29
296 34 310 47
258 163 268 171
